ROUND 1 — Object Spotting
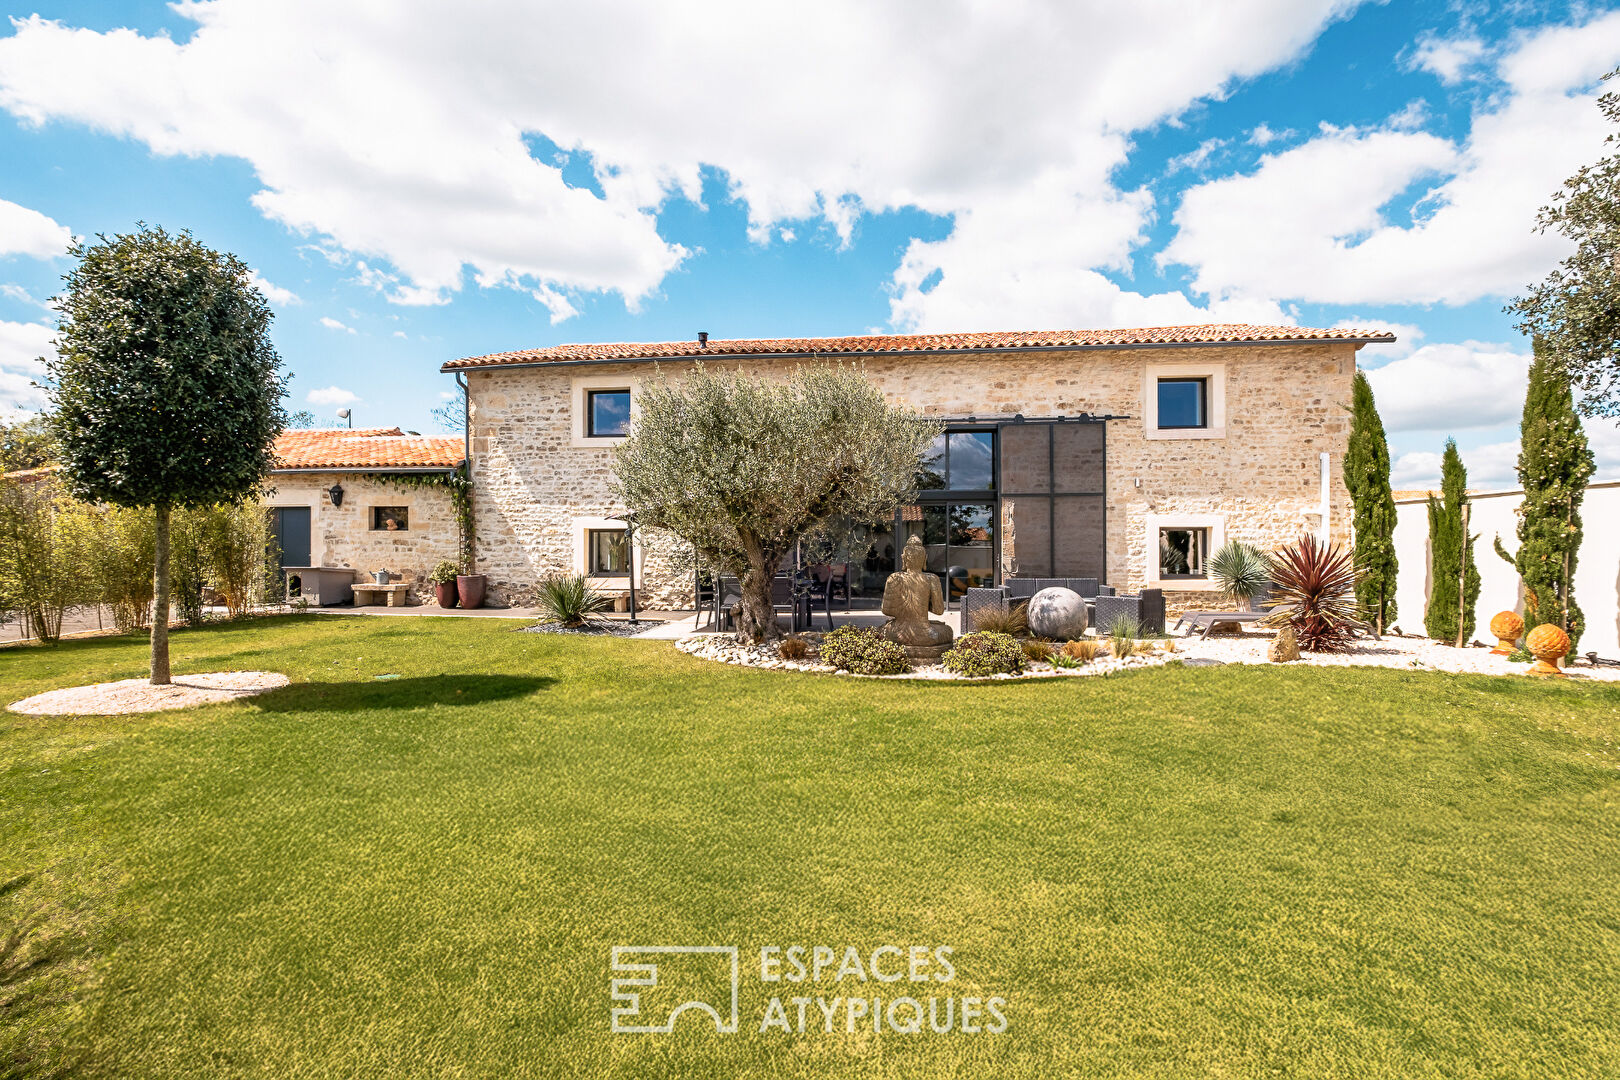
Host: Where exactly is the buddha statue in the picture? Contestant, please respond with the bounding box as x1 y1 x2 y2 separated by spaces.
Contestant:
881 535 954 656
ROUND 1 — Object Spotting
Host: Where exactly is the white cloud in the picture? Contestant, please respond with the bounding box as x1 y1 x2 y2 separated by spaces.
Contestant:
1162 11 1620 308
0 0 1369 329
394 330 408 339
1247 123 1293 146
306 385 358 407
0 318 54 418
318 316 355 334
1166 137 1228 175
1406 33 1486 85
0 197 71 259
1391 438 1521 491
1363 341 1531 432
0 283 46 309
248 269 299 306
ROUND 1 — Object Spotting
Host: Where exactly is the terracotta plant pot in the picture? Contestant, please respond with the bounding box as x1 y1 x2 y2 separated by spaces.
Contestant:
435 581 458 608
456 574 487 610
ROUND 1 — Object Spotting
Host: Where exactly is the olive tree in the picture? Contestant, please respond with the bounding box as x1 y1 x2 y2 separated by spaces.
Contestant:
612 363 939 643
49 226 286 683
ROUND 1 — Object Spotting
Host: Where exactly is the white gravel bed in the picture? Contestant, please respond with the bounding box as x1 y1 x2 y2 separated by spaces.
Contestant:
1171 630 1620 680
676 630 1620 682
9 671 292 715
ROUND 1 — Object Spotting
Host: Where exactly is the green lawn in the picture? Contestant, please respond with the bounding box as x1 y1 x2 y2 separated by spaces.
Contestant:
2 616 1619 1079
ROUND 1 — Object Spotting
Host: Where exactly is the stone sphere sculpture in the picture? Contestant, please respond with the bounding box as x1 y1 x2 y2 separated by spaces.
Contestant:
1489 610 1524 656
1026 587 1088 640
1524 623 1571 677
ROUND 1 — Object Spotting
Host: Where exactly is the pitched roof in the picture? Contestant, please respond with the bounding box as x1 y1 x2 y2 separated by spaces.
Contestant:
272 427 463 471
443 323 1395 371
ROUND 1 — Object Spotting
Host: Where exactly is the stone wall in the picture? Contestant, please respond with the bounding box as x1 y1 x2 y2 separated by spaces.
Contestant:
463 343 1357 608
262 473 461 603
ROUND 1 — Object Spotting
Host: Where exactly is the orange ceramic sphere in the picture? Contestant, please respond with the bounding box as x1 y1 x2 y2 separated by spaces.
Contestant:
1525 623 1571 661
1489 610 1524 641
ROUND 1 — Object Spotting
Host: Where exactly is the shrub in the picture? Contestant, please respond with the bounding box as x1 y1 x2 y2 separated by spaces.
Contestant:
201 503 274 618
1022 639 1054 662
818 625 910 675
428 560 460 585
1062 639 1102 663
0 481 95 643
85 504 156 632
941 631 1025 677
1264 535 1363 652
777 636 810 661
973 602 1028 637
535 573 614 628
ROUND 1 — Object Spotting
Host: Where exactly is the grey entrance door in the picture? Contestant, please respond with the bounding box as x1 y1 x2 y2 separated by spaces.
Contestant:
270 506 311 569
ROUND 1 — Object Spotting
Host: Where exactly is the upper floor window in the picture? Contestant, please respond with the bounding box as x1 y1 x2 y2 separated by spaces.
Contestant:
917 430 996 492
1156 377 1207 430
587 389 632 437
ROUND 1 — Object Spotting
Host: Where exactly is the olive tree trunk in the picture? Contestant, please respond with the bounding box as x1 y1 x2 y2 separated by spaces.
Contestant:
735 554 785 644
151 502 172 685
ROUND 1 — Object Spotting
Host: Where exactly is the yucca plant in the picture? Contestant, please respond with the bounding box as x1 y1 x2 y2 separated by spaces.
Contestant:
535 573 614 628
1262 535 1364 652
1209 540 1271 609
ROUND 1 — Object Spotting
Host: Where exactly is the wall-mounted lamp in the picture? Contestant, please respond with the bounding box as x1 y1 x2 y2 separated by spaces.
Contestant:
329 483 344 507
337 407 352 429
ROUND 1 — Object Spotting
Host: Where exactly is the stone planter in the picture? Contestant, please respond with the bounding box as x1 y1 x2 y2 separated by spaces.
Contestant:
434 582 458 608
456 574 487 610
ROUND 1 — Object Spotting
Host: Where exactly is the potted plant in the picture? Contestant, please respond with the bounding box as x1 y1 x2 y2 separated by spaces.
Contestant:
456 567 487 609
428 560 460 608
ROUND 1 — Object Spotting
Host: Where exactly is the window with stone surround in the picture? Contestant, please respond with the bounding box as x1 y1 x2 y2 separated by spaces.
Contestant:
1143 361 1225 440
571 375 639 447
1144 512 1225 590
371 506 409 531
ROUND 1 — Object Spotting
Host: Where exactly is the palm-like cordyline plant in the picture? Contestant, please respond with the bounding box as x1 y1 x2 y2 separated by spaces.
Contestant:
1263 535 1364 652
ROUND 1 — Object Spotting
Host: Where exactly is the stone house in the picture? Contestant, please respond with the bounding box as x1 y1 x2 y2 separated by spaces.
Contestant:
267 427 465 603
442 324 1392 613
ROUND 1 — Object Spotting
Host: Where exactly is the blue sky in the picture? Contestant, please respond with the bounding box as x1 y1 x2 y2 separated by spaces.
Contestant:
1 0 1618 488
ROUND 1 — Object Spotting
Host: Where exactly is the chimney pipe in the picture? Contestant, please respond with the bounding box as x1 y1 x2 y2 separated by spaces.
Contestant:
698 331 709 348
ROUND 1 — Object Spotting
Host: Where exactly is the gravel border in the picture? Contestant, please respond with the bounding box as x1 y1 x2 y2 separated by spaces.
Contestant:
9 671 291 716
520 621 652 637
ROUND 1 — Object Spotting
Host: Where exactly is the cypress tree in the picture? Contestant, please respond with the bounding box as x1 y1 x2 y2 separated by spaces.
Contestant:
1425 439 1481 643
1494 339 1595 650
1343 371 1398 633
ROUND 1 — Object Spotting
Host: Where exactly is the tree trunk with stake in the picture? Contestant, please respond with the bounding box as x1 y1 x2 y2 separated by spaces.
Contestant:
151 502 172 684
1455 502 1469 648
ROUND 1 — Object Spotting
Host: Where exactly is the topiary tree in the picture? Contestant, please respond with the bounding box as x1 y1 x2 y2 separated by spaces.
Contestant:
48 225 287 683
1494 338 1595 651
1343 371 1398 634
1424 439 1480 644
612 363 939 643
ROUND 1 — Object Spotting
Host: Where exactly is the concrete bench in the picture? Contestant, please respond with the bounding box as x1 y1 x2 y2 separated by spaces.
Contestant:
352 583 412 607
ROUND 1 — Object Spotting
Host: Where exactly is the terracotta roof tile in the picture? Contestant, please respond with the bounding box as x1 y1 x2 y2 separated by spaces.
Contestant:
273 428 463 471
443 323 1395 371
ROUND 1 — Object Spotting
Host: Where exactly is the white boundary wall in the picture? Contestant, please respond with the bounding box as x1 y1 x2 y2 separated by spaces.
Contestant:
1392 480 1620 660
